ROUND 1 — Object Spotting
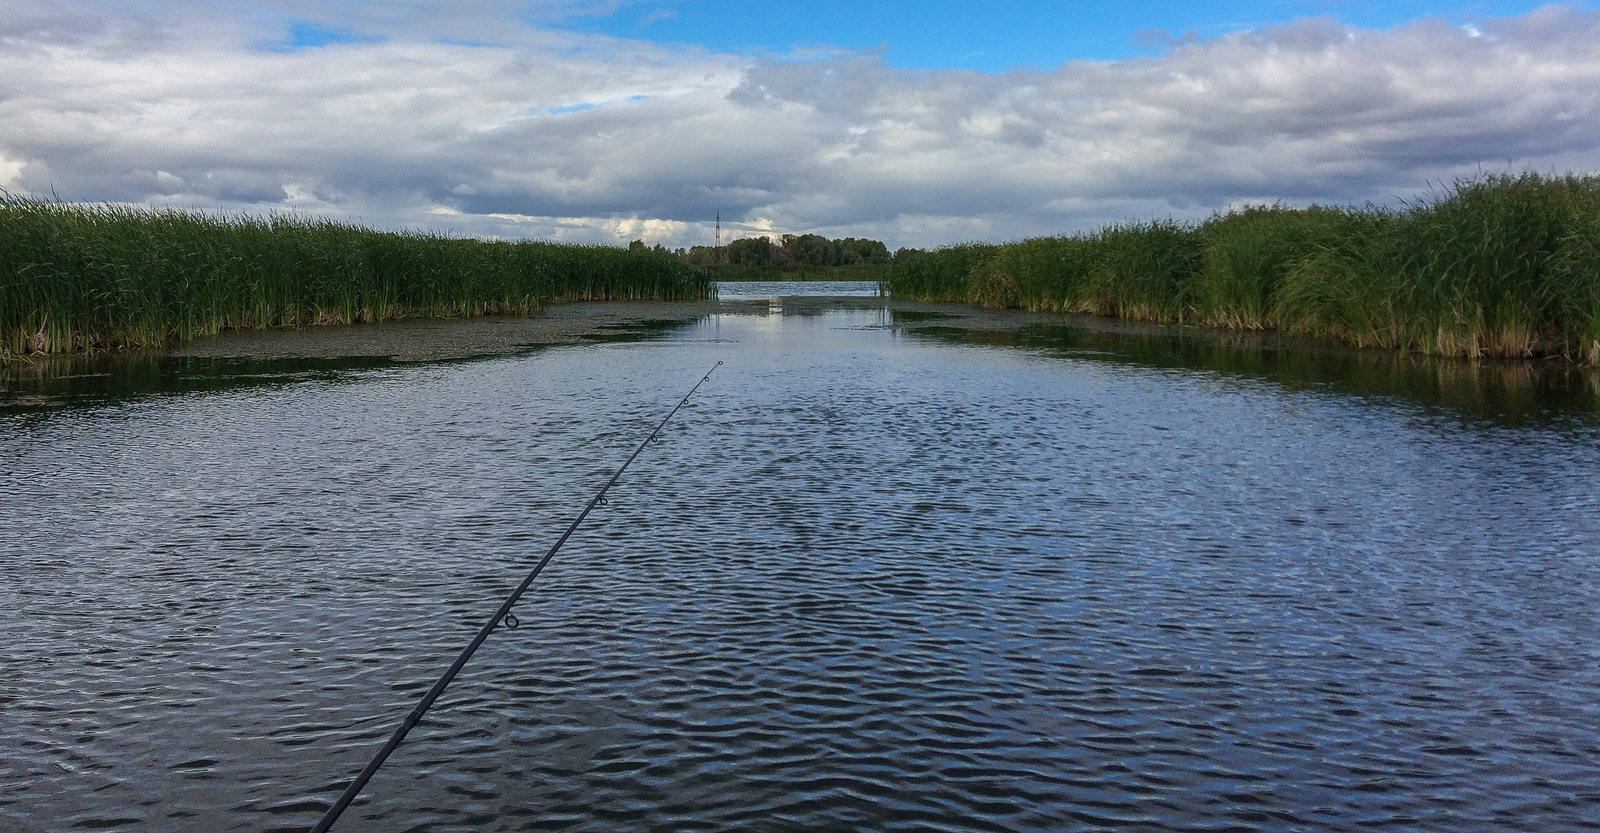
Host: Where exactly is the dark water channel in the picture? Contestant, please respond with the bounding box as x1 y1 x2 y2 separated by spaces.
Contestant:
4 298 1600 832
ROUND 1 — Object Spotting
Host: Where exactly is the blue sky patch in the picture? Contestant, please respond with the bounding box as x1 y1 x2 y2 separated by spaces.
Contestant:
258 21 387 53
552 0 1597 71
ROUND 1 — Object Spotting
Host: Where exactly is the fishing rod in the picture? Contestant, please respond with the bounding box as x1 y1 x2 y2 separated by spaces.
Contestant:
310 360 724 833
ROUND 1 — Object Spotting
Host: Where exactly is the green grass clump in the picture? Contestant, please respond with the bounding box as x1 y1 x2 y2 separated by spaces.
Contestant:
1551 200 1600 365
1194 204 1362 329
892 223 1206 321
1081 220 1203 321
888 243 997 302
965 221 1201 319
1274 174 1600 359
888 173 1600 361
1 196 711 355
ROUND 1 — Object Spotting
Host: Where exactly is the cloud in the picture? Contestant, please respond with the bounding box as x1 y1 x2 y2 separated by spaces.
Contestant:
2 2 1599 247
639 8 678 27
0 151 24 189
1131 27 1200 52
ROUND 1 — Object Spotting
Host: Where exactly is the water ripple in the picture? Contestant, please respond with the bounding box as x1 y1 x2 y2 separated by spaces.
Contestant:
3 312 1599 831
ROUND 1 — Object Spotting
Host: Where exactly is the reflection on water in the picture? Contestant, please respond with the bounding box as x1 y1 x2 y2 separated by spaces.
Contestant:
0 352 400 414
3 305 1599 832
904 320 1600 428
713 280 883 299
7 304 1596 428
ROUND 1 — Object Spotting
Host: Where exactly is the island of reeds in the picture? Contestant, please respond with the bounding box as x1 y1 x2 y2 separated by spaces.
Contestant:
1 195 711 355
890 173 1600 363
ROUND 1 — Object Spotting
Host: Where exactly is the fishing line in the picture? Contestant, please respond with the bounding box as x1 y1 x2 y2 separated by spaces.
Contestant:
309 360 724 833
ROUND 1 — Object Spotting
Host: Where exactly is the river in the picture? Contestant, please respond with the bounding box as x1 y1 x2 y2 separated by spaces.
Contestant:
3 286 1598 831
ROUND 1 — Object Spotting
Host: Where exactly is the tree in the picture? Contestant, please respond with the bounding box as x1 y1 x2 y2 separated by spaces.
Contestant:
726 235 779 265
782 233 834 266
838 237 891 264
676 233 896 267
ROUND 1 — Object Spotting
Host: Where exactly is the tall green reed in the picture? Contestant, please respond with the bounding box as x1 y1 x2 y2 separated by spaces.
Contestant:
1194 204 1363 329
1274 174 1600 359
1 196 711 354
888 244 997 302
886 221 1202 320
888 173 1600 361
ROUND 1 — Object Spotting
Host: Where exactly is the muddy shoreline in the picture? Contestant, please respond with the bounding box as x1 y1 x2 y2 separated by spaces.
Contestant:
4 295 1585 370
5 295 1597 425
159 295 1303 363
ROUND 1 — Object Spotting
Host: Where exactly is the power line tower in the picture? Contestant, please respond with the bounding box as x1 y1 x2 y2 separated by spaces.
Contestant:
714 212 723 264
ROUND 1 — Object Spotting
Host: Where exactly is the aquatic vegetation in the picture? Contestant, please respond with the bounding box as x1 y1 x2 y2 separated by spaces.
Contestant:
890 173 1600 361
889 243 998 303
1195 204 1360 330
1274 174 1600 361
0 196 712 354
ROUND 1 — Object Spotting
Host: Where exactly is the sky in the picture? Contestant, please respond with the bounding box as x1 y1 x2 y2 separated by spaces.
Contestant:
2 0 1599 248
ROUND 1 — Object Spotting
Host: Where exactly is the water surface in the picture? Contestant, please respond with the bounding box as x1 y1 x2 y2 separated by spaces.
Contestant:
713 280 882 299
3 303 1599 832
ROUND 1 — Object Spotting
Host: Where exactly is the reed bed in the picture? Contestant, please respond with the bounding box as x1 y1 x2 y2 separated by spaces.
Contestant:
891 243 998 302
1 196 712 355
889 174 1600 362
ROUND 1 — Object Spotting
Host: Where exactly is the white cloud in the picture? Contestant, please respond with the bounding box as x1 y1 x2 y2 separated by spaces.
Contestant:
638 9 678 26
0 152 24 189
2 2 1599 248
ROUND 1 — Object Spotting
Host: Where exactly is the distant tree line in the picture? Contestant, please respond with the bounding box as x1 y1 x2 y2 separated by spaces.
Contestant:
630 234 893 267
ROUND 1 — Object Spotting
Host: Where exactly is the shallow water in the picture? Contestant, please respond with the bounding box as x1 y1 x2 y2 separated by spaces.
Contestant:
3 303 1599 832
713 279 882 299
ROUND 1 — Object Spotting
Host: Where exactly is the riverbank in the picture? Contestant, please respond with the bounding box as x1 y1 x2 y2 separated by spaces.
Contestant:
0 294 1221 372
890 173 1600 363
4 294 1596 424
6 291 1584 365
163 296 1260 361
0 195 711 356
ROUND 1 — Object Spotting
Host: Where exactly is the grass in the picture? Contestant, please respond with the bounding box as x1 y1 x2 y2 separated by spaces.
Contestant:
888 173 1600 362
889 243 998 302
1 196 712 355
